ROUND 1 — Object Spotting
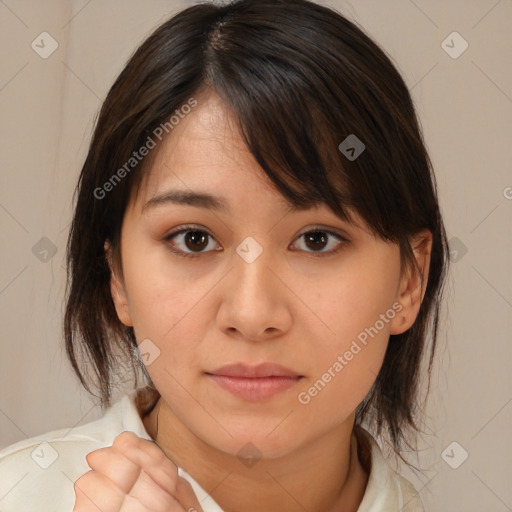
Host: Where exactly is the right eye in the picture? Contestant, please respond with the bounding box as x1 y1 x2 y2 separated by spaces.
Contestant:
163 225 222 259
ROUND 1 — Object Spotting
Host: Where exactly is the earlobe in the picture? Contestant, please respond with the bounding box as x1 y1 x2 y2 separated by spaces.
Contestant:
390 229 433 335
104 240 134 327
109 275 134 327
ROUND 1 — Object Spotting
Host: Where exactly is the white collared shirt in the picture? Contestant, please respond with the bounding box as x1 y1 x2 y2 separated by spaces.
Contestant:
0 387 424 511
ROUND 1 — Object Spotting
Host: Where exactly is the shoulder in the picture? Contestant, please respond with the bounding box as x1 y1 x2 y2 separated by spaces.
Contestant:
355 426 425 512
0 387 156 512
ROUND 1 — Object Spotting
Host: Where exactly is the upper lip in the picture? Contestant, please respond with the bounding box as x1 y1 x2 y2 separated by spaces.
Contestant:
206 363 302 378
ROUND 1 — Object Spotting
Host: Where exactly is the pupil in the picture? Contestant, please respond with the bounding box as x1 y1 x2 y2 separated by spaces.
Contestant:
306 232 327 251
185 231 208 251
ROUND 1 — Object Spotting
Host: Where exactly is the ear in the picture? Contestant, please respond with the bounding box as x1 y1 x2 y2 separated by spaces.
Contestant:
104 240 134 327
390 229 433 335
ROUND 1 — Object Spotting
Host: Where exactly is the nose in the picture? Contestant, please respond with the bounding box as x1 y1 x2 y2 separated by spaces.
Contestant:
216 239 293 342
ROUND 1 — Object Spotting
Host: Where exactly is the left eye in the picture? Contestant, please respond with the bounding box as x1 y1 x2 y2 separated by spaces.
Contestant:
291 230 346 256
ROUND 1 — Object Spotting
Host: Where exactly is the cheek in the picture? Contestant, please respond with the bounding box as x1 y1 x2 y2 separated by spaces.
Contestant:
308 276 398 353
122 259 210 370
294 255 399 415
295 328 389 426
122 241 203 327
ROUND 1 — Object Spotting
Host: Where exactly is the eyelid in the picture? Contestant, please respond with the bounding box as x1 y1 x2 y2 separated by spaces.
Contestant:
164 223 213 237
295 224 350 240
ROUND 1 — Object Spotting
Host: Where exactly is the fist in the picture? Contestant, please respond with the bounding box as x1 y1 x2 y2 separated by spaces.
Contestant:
73 431 203 512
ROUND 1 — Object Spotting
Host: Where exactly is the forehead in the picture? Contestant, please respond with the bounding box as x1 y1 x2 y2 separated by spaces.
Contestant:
143 93 252 185
132 91 290 209
127 90 366 231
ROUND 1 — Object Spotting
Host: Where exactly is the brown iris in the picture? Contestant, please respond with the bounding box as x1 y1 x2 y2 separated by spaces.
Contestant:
303 231 328 251
184 231 210 252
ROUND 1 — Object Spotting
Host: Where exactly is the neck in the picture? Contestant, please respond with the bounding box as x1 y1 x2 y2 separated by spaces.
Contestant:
143 398 369 512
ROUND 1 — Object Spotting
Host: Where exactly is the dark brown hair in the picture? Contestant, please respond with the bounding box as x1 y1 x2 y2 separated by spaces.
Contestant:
64 0 450 458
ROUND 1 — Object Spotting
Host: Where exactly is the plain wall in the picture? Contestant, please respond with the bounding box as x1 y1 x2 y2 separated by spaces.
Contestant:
0 1 511 511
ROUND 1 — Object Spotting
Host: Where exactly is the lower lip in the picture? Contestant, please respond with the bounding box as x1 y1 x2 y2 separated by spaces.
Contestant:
207 374 302 401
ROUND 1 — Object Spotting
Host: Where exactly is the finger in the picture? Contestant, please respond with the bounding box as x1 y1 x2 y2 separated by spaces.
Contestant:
74 470 124 511
112 432 203 512
111 431 181 497
75 466 185 512
86 446 142 494
126 468 187 512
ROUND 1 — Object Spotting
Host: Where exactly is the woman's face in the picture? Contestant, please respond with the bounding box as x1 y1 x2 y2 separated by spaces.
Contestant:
109 91 426 458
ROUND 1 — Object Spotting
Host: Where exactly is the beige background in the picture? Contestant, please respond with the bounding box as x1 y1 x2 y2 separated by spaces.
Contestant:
0 1 511 510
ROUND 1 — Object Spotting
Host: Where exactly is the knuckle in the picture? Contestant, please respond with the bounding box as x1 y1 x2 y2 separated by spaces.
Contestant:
142 440 178 471
145 440 166 463
85 448 100 466
74 469 94 493
112 431 140 455
85 446 113 468
114 430 138 447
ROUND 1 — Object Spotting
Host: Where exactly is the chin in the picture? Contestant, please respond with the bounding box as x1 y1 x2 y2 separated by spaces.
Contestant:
195 418 306 461
221 436 299 461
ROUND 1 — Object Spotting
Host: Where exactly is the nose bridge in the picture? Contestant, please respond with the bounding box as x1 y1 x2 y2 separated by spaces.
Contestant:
217 234 292 339
232 235 274 302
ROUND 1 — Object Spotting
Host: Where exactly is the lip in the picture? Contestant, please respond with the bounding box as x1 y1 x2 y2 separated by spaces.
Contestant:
208 362 301 378
206 363 304 401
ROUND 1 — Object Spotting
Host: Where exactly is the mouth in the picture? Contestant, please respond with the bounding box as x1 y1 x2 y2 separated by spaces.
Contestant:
205 363 304 401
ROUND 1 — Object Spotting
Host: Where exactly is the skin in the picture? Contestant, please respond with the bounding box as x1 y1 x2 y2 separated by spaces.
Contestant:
74 431 203 511
105 89 432 512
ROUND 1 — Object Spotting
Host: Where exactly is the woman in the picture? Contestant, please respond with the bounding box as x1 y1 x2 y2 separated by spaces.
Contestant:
0 1 449 510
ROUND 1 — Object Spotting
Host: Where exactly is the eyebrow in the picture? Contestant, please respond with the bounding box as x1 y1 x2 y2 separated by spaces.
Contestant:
141 189 325 215
142 190 231 214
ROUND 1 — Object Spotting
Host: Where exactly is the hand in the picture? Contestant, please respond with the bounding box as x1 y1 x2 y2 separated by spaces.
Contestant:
73 431 203 512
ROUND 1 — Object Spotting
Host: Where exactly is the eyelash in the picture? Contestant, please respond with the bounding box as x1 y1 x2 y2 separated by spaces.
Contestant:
163 224 350 260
